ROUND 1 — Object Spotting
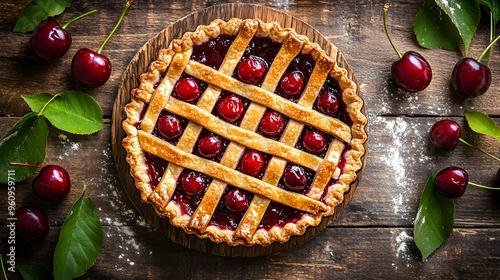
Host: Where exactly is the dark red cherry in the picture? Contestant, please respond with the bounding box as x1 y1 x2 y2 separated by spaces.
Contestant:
217 94 244 122
391 51 432 92
180 171 206 195
32 165 71 201
224 188 249 212
259 111 285 136
71 48 112 88
240 151 265 177
435 166 468 198
15 206 50 242
429 119 461 149
175 77 202 102
280 71 305 96
283 165 308 191
29 19 72 62
451 58 492 98
303 130 327 153
158 114 183 139
316 91 339 116
197 135 223 158
237 58 267 84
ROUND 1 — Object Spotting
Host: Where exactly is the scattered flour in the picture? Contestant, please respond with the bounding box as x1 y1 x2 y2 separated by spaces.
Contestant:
391 229 415 270
56 134 81 160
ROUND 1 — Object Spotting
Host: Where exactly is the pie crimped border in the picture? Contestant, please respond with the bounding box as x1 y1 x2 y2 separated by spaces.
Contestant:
122 18 367 247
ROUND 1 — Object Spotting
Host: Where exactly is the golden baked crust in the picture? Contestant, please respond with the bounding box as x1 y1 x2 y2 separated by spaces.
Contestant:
122 18 367 246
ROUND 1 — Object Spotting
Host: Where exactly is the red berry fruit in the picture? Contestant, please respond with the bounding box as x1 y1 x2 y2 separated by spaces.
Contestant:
240 151 265 177
158 114 183 139
316 91 339 116
72 48 112 88
280 71 305 96
217 94 244 122
283 165 308 191
303 130 327 153
237 58 267 84
259 111 285 136
451 58 492 99
15 206 50 242
435 166 469 198
180 171 207 195
224 188 249 213
197 135 223 158
30 19 72 62
32 165 71 201
175 77 202 102
429 119 461 149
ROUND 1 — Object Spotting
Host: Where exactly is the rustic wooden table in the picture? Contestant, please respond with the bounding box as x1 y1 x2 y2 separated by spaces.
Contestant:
1 0 500 279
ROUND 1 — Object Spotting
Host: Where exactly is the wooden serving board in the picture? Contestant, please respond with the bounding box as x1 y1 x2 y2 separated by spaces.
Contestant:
111 3 366 257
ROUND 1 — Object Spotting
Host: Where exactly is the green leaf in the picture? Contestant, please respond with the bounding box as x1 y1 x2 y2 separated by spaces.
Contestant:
477 0 500 25
22 92 53 112
0 112 47 183
465 111 500 140
414 172 455 261
53 187 103 280
42 91 104 135
434 0 480 55
17 264 52 280
14 0 72 32
414 0 462 53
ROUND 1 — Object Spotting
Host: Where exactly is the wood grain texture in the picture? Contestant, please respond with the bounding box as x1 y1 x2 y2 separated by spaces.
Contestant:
0 0 499 278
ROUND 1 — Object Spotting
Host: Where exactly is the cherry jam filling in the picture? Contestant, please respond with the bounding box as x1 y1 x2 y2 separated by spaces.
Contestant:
192 129 229 163
171 169 212 216
144 153 168 189
258 201 305 231
191 34 235 70
236 149 271 179
172 73 207 104
152 110 189 145
295 126 333 158
256 109 290 141
209 186 254 230
276 53 315 102
212 90 251 126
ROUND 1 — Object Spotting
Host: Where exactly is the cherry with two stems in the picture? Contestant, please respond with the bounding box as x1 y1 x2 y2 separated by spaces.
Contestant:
71 0 133 88
383 3 432 92
29 10 98 62
450 34 500 98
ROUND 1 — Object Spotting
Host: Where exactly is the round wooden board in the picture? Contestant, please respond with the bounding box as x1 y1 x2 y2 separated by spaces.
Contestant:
111 3 367 257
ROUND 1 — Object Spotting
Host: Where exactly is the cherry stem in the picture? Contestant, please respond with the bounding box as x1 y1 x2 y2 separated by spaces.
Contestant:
468 181 500 190
97 0 133 54
459 138 500 162
486 10 494 67
9 162 43 169
383 3 402 59
477 32 500 63
1 255 7 280
61 10 98 29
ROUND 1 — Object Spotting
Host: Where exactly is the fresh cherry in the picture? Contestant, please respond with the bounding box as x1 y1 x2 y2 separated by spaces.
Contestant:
280 71 305 96
429 119 461 149
224 188 249 213
175 77 202 102
316 91 339 116
158 114 183 139
197 135 223 158
237 58 267 84
451 58 491 98
259 111 285 136
180 171 207 195
32 165 71 201
435 166 469 198
303 130 327 154
383 4 432 92
217 94 244 122
15 206 50 242
240 150 265 177
283 165 308 191
29 11 97 62
72 1 132 87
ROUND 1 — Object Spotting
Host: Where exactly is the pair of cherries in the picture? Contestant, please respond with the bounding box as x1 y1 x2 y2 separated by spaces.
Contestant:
383 3 492 98
29 1 132 87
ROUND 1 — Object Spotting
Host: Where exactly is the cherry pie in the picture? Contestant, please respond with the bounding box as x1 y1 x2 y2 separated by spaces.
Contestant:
122 18 367 247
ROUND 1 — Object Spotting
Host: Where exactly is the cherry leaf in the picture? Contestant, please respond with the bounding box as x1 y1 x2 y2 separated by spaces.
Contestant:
17 264 52 280
14 0 72 32
41 91 103 135
22 92 53 112
53 187 103 280
477 0 500 25
0 112 47 183
414 172 455 261
465 111 500 140
414 0 462 53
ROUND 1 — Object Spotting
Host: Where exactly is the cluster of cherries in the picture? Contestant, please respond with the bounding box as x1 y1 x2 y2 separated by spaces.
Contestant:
429 120 500 198
383 3 494 98
155 51 340 213
11 164 72 242
29 0 133 87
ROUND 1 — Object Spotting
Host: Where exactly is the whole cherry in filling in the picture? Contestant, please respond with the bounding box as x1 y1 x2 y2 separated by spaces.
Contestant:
224 188 249 212
316 90 339 116
237 58 267 84
283 165 308 191
175 77 201 102
303 130 327 154
180 171 207 195
197 135 223 158
240 150 265 177
157 114 183 139
217 94 244 122
259 111 285 136
280 70 305 97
